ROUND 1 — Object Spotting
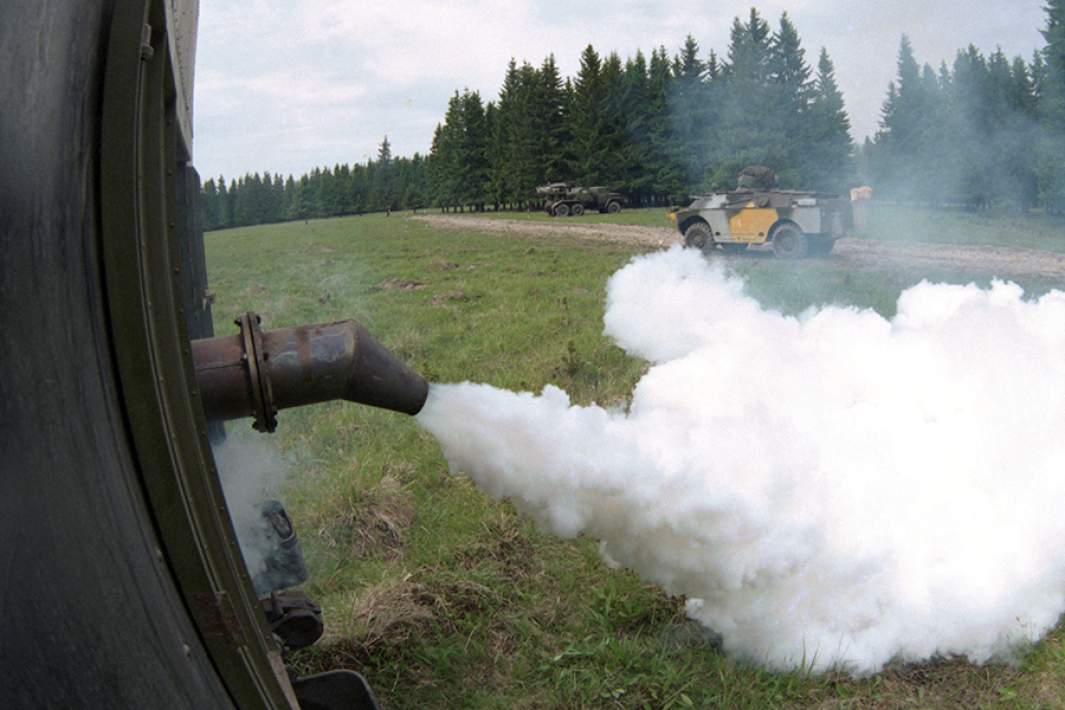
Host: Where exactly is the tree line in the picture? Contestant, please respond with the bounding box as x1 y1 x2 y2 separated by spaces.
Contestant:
201 8 850 228
199 137 430 231
429 8 852 211
202 3 1065 228
866 0 1065 211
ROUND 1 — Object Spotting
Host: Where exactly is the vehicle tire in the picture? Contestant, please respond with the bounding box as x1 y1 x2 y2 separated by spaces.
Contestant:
606 201 621 214
771 223 808 259
720 243 748 255
555 203 570 217
683 222 714 254
572 203 585 217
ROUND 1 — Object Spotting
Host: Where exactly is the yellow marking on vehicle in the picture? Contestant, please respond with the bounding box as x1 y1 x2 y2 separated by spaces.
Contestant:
728 207 778 243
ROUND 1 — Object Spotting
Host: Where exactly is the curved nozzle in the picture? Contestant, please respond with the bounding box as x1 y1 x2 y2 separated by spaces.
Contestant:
191 313 428 432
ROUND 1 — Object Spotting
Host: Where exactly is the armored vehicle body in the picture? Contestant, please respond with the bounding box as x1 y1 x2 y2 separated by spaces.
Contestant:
671 188 852 258
536 183 625 216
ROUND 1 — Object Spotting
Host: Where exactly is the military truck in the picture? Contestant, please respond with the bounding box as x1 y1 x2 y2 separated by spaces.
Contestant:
670 185 852 258
536 183 625 216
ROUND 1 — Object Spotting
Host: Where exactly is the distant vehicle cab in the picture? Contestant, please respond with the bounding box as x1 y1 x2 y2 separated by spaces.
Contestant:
670 167 853 258
536 183 625 217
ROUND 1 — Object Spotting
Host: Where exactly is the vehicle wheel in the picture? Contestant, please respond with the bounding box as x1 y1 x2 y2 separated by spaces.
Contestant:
606 201 621 214
720 243 748 255
683 222 714 254
554 203 570 217
771 223 807 259
572 203 585 217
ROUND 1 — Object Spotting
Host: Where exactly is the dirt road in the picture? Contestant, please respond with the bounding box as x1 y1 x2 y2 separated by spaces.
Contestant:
413 214 680 249
413 214 1065 280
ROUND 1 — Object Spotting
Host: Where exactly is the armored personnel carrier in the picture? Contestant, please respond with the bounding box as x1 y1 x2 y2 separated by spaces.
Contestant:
670 170 852 258
536 183 625 216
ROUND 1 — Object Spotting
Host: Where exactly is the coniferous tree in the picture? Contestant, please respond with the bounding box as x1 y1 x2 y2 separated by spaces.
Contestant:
537 55 570 184
598 52 628 186
648 47 685 201
459 91 490 209
486 61 522 207
619 51 654 205
510 63 543 203
769 13 814 186
570 45 610 184
428 123 448 209
708 9 776 188
201 178 220 230
872 36 932 200
1040 0 1065 211
807 48 853 191
225 178 238 227
669 35 708 188
372 136 393 210
1007 56 1040 209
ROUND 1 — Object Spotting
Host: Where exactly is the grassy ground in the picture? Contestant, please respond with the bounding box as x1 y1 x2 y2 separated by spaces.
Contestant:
858 203 1065 253
206 213 1065 709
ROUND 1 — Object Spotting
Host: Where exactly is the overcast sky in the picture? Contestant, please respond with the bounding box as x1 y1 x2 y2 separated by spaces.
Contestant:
193 1 1047 181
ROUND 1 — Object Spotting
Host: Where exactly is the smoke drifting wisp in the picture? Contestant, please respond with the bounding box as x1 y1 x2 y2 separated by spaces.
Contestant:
417 246 1065 674
214 435 290 581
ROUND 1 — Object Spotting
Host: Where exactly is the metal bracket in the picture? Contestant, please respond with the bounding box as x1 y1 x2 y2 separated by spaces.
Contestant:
139 23 154 61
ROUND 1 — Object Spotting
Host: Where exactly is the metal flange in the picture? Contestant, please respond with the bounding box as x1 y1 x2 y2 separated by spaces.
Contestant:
236 312 277 433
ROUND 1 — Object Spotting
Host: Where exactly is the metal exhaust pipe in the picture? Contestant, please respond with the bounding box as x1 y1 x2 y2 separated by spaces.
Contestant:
191 313 429 432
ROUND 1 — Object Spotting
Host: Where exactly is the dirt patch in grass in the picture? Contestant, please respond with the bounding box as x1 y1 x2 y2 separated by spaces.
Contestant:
312 571 502 662
809 657 1023 710
454 513 534 578
311 475 414 560
350 475 414 559
375 277 426 291
429 289 467 305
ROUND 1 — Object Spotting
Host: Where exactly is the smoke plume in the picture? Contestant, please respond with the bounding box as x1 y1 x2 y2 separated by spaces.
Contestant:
214 435 290 582
417 246 1065 674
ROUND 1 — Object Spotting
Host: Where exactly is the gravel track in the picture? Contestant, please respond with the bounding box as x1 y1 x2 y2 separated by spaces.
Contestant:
413 214 1065 279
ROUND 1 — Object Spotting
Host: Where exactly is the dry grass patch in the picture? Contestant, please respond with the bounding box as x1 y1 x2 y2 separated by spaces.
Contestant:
348 474 414 559
316 570 502 661
807 658 1022 710
374 277 426 291
455 512 534 576
309 474 414 560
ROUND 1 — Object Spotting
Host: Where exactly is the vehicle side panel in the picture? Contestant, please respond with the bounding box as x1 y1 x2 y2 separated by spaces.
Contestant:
727 208 779 241
787 206 824 234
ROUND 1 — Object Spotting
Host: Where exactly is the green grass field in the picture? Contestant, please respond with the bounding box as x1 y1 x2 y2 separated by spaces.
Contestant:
206 212 1065 709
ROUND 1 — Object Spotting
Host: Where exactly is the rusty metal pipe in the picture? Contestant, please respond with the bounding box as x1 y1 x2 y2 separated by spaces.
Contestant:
191 313 428 432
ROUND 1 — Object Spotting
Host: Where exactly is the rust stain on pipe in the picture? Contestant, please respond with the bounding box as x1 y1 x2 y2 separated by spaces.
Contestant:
191 314 428 432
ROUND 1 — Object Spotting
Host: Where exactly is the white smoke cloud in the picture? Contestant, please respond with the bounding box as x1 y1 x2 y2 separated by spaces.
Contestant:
417 246 1065 674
